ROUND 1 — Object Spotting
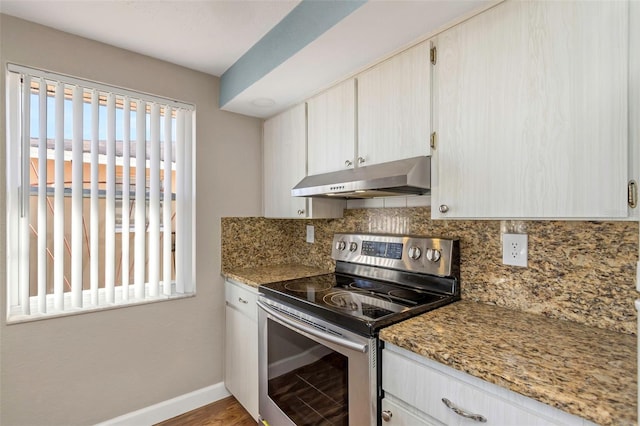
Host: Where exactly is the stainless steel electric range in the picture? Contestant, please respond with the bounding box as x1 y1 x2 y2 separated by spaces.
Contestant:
257 233 460 426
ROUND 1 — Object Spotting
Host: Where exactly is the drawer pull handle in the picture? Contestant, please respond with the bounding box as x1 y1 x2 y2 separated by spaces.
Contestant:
238 297 248 304
442 398 487 423
381 410 392 422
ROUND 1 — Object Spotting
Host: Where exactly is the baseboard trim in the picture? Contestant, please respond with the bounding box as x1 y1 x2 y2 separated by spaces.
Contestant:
96 382 231 426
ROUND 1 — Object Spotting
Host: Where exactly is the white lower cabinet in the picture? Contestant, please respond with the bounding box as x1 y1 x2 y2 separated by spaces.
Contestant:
224 280 258 421
381 396 438 426
382 344 595 426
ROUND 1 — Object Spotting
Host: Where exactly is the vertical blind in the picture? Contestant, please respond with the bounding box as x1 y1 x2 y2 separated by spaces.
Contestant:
5 64 196 321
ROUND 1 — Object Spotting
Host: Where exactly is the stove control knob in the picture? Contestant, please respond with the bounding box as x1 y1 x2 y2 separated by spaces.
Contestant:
349 242 358 252
408 246 422 260
426 248 441 262
335 240 346 251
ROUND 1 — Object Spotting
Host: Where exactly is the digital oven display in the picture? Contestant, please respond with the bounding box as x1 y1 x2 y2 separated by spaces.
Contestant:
361 241 403 259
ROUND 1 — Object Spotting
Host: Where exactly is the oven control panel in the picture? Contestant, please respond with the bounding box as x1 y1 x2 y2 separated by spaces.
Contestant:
332 233 459 277
360 240 403 259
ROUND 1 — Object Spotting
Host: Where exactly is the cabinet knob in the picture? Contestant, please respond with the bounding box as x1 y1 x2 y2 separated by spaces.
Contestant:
345 160 353 167
357 156 366 165
297 209 305 216
439 204 449 213
381 410 393 422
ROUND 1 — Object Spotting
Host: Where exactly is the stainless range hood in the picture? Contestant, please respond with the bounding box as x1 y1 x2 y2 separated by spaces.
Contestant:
291 156 430 199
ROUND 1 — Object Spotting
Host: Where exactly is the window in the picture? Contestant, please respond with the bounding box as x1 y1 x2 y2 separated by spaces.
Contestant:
5 64 195 322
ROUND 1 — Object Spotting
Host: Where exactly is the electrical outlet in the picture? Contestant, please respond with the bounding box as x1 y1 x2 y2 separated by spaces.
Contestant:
306 225 314 243
502 233 528 267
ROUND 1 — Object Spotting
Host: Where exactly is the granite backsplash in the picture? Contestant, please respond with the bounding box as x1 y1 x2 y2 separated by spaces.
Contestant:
221 207 638 335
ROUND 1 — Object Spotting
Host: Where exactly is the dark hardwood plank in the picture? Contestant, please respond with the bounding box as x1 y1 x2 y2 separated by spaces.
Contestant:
155 396 257 426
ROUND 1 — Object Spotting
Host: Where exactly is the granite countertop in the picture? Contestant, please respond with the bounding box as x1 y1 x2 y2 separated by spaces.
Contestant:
380 300 637 426
222 264 331 288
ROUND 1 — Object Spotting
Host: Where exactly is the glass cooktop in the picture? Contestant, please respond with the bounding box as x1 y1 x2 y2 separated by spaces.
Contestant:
259 273 452 336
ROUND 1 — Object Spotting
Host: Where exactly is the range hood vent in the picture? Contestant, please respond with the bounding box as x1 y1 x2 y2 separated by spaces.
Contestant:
291 156 430 199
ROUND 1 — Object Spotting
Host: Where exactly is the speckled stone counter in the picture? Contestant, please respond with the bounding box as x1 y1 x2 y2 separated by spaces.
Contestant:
222 264 331 288
380 301 637 426
222 210 638 335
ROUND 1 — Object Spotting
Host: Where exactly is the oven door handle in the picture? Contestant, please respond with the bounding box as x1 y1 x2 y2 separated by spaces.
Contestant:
257 301 368 353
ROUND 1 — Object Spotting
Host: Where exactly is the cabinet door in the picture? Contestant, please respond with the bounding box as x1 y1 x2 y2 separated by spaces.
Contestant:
263 104 307 218
357 41 431 167
307 79 356 175
432 0 629 219
630 0 640 219
225 305 258 420
224 281 258 421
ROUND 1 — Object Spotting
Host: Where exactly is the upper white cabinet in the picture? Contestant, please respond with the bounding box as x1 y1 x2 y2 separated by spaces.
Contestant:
263 104 344 218
263 103 307 218
357 41 432 166
307 42 431 175
307 79 356 175
630 0 640 219
431 0 631 219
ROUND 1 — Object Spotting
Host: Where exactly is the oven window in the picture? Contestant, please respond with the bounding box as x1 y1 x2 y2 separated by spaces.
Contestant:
267 318 348 425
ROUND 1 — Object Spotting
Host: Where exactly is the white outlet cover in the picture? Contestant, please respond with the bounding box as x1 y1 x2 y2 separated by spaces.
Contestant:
503 233 528 267
306 225 314 243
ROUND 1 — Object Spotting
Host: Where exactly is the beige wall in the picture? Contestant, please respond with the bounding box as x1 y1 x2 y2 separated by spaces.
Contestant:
0 14 263 425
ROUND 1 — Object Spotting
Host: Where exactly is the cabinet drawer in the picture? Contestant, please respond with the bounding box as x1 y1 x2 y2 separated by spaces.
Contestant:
381 397 441 426
225 280 258 320
383 349 560 426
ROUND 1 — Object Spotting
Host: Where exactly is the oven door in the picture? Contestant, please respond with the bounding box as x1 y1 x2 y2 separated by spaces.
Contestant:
257 297 377 426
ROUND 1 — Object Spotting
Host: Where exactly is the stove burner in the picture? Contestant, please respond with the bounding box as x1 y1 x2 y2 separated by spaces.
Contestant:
284 280 333 293
388 289 424 302
259 233 459 337
349 280 384 291
323 291 359 311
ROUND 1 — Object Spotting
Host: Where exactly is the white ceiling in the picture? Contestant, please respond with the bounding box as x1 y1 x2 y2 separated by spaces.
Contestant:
0 0 303 76
224 0 494 118
0 0 492 118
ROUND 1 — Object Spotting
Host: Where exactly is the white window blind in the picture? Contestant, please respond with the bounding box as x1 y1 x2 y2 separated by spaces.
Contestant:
5 64 196 322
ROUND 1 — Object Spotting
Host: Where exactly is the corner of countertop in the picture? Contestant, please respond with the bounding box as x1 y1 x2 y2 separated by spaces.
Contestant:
221 264 333 288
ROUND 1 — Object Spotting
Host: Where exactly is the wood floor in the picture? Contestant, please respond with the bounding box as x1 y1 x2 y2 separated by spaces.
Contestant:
155 396 257 426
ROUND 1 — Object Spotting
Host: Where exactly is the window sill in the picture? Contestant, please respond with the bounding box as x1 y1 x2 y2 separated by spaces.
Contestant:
7 284 195 324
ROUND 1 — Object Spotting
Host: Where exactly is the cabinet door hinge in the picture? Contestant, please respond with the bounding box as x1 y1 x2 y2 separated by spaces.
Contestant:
628 180 637 208
430 46 437 65
430 132 437 149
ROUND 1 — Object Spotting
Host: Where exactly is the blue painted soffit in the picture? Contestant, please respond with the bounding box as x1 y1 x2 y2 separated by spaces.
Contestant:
219 0 367 108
